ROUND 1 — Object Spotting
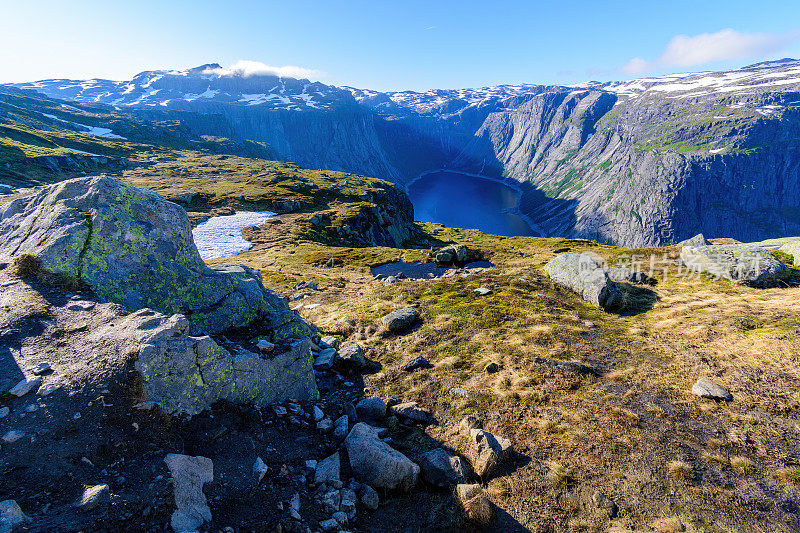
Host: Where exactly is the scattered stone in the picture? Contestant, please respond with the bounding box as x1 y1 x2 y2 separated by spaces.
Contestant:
484 362 500 374
0 407 8 419
317 418 333 432
355 398 386 421
32 362 51 375
455 483 493 525
389 402 432 424
293 280 318 291
449 388 474 398
0 500 29 532
273 405 287 417
313 405 325 422
419 448 472 487
256 340 275 353
380 307 419 334
253 457 268 483
75 484 109 512
543 253 622 310
337 343 366 370
319 336 339 349
344 423 419 491
164 454 214 533
692 378 733 401
2 431 23 444
37 383 57 397
470 429 513 478
319 518 339 532
325 257 343 268
401 356 432 372
459 416 483 433
314 453 341 484
8 376 41 397
314 348 337 370
533 356 595 375
593 490 618 518
333 415 350 440
383 275 398 286
606 266 653 285
305 460 317 473
333 510 348 525
680 244 791 287
474 287 492 296
360 485 379 510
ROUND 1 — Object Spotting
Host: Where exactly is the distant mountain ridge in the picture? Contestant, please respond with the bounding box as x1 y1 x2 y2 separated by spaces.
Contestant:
9 59 800 246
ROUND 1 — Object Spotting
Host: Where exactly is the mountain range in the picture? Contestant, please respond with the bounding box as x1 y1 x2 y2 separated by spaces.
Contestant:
9 58 800 246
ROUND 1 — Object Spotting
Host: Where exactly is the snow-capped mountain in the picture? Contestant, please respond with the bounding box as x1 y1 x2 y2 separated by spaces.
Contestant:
9 59 800 247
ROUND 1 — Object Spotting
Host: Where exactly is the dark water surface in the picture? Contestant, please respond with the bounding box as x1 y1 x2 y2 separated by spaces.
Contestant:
408 171 537 236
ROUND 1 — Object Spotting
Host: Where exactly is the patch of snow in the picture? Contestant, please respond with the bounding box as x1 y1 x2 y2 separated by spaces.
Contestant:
192 211 275 260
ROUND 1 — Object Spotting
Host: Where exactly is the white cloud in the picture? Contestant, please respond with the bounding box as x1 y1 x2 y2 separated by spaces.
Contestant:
203 60 322 80
620 29 800 74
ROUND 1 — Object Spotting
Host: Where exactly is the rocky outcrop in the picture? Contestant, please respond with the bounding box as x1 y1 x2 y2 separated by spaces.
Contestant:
0 175 312 336
126 309 318 415
543 253 622 310
680 244 792 287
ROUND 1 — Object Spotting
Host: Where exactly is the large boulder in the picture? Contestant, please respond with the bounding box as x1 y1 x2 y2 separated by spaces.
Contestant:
127 309 319 416
418 448 472 487
680 244 791 287
0 175 312 336
543 253 623 310
344 423 419 491
380 307 419 333
676 233 709 246
469 429 513 479
434 244 480 265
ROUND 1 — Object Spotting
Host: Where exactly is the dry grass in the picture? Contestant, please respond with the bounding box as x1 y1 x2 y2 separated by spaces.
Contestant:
731 456 753 475
667 461 693 481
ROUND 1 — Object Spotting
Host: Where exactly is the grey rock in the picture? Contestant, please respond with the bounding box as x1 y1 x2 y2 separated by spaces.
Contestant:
470 429 513 478
256 339 275 353
533 356 594 375
313 405 325 422
314 453 341 484
419 448 472 487
0 500 29 533
75 484 109 512
337 344 366 370
314 348 337 370
129 310 318 416
389 402 432 424
333 415 350 440
676 233 709 247
317 417 333 432
360 484 379 510
0 176 315 336
543 254 622 310
344 423 419 491
333 510 348 525
474 287 492 295
2 431 23 444
32 362 51 375
592 490 618 518
401 356 432 372
692 378 733 401
383 275 398 286
164 454 213 533
0 407 8 419
253 457 268 483
355 398 386 421
319 336 339 349
606 266 652 284
8 376 41 397
319 518 339 532
680 244 790 287
380 307 419 333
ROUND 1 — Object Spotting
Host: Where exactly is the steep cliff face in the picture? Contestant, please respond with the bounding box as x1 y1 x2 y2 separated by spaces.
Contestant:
13 60 800 246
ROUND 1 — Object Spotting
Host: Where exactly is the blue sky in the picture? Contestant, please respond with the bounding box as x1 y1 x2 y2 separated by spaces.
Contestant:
2 0 800 91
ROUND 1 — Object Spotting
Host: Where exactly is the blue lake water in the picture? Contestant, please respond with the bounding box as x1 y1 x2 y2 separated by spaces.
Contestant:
407 171 537 236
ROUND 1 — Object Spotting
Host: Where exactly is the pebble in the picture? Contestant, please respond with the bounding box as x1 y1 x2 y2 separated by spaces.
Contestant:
37 383 58 397
253 457 268 483
332 415 349 440
256 340 275 353
32 362 51 375
474 287 492 295
9 376 41 397
317 418 333 432
0 407 9 418
2 430 24 444
313 406 324 422
273 406 287 417
75 484 109 512
319 518 339 532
